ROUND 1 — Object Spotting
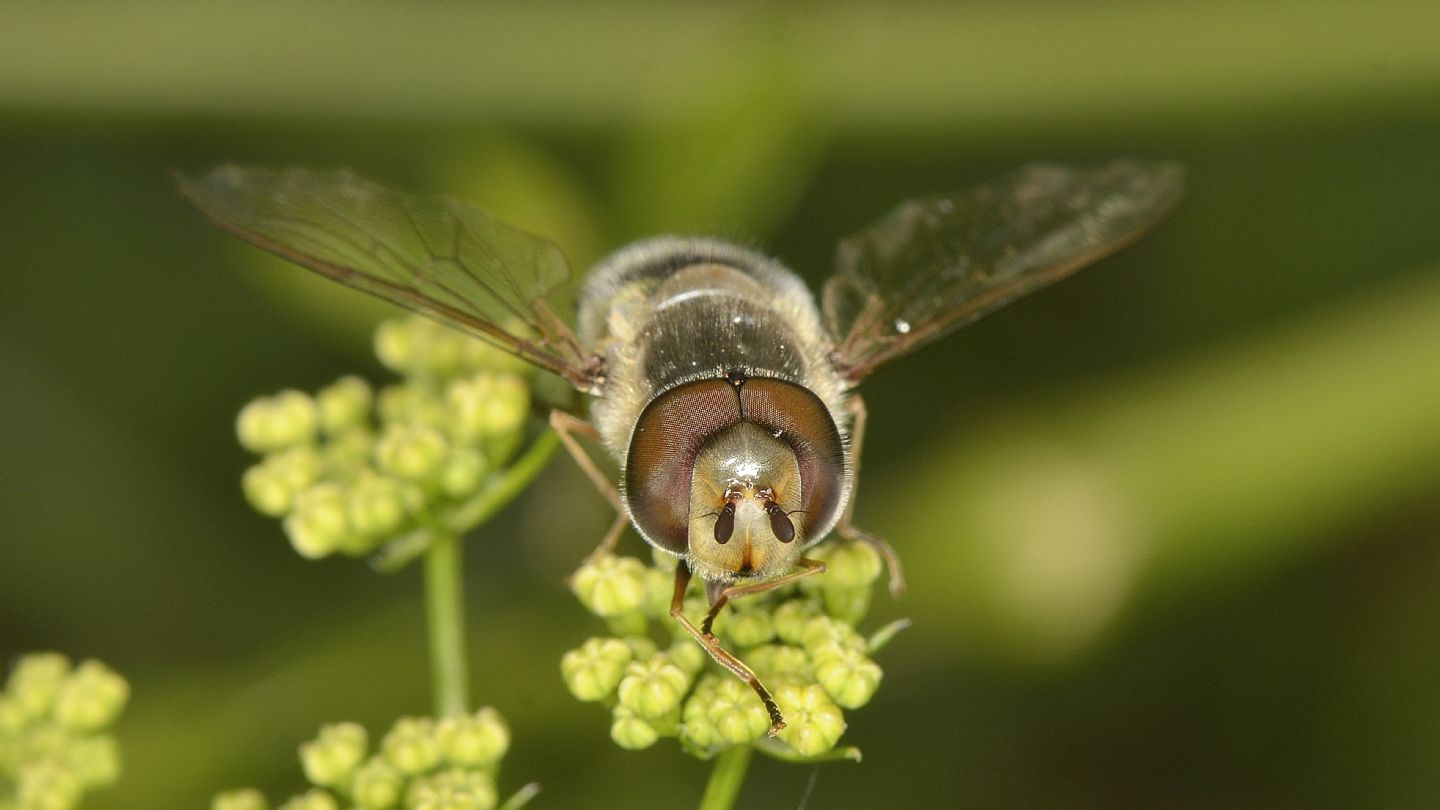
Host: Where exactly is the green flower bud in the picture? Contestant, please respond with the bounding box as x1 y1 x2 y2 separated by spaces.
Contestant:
446 373 528 445
6 653 70 721
53 661 129 732
703 676 770 746
678 675 722 752
212 788 270 810
417 326 471 381
774 683 846 756
622 637 659 661
817 584 872 625
322 428 375 471
381 717 441 775
349 757 404 810
641 567 675 620
601 610 644 639
812 646 882 709
460 335 531 376
242 465 290 518
436 707 509 768
799 616 865 657
17 759 83 810
237 390 319 454
243 446 324 517
60 734 121 788
438 447 489 499
616 655 690 720
649 705 682 738
609 705 659 751
664 640 707 678
723 607 775 648
0 694 27 732
346 473 410 542
20 720 66 758
316 376 373 435
559 637 634 701
570 555 648 618
284 482 350 559
277 788 339 810
376 423 450 483
486 374 529 436
299 722 368 788
374 318 418 375
771 599 822 645
405 766 497 810
807 540 882 590
379 316 490 381
743 644 811 682
377 384 448 430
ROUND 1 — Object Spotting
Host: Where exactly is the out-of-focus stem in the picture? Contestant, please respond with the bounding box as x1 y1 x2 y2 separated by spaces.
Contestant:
698 744 753 810
424 529 468 717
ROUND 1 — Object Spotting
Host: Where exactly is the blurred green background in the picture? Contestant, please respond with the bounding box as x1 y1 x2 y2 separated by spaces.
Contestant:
3 1 1440 807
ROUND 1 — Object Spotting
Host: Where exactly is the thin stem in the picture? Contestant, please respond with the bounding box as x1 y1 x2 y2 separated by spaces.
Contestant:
424 528 469 717
372 429 561 573
698 745 753 810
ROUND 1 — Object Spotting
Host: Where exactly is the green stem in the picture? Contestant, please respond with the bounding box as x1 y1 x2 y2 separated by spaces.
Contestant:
698 745 753 810
424 528 469 717
372 429 561 573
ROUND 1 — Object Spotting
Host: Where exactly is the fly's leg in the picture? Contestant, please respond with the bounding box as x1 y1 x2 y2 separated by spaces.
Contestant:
670 564 788 735
837 395 907 597
549 410 627 567
700 558 827 635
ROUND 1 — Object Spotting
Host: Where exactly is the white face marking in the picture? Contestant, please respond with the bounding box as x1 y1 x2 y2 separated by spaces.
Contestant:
733 459 762 480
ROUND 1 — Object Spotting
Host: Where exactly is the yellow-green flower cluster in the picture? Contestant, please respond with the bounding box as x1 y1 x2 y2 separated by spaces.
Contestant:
237 316 533 561
212 708 534 810
560 540 900 759
0 653 129 810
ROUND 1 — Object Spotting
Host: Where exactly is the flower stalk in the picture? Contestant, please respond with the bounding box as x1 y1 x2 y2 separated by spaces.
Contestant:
698 744 752 810
425 527 470 718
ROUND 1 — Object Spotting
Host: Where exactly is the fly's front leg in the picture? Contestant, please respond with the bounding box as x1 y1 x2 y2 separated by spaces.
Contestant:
670 564 787 735
701 558 827 635
837 395 907 597
549 410 627 566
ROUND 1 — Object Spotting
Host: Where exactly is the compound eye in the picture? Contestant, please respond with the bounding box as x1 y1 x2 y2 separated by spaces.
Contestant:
766 502 796 543
713 502 736 544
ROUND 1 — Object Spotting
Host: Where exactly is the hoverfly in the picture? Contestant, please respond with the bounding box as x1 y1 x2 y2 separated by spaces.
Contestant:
177 159 1184 733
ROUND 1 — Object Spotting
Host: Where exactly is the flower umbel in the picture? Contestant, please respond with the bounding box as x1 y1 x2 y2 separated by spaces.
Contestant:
560 541 905 761
0 653 129 810
213 710 534 810
236 315 540 564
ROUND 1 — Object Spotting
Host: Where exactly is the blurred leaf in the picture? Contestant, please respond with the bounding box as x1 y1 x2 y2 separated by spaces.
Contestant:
887 268 1440 661
610 57 832 238
1 1 1435 129
435 135 606 269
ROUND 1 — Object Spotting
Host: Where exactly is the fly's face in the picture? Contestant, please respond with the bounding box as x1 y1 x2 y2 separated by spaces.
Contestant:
686 422 804 582
621 376 850 583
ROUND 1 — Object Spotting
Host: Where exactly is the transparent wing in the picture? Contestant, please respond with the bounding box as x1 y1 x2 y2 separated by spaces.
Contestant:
823 159 1186 383
175 165 599 390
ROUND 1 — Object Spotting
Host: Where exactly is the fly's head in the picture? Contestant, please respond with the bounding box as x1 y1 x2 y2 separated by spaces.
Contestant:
686 422 804 582
623 377 850 583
